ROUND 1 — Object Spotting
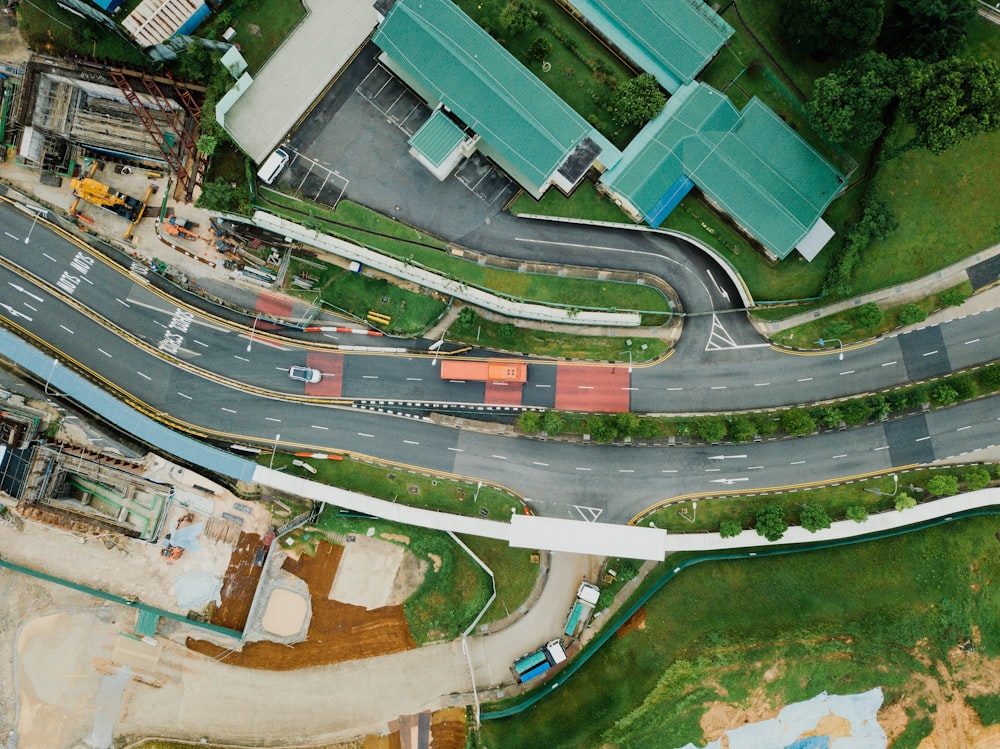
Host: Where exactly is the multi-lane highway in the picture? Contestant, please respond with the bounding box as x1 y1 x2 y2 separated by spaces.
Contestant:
2 200 999 523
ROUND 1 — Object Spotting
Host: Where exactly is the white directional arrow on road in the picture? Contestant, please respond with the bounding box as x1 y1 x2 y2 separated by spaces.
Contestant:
708 454 748 460
7 282 44 303
0 302 33 321
709 477 750 484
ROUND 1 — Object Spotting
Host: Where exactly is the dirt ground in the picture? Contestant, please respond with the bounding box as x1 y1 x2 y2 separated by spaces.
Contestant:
210 531 266 630
329 534 425 609
187 541 416 669
0 10 28 64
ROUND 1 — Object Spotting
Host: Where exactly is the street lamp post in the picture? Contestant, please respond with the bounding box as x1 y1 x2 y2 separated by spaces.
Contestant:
865 474 899 497
816 337 844 360
619 349 633 374
44 358 60 395
24 210 43 245
246 313 260 353
269 433 281 469
430 332 446 366
678 501 697 523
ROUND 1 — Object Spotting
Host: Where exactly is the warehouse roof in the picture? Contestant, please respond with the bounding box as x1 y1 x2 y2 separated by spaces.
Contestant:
568 0 733 93
374 0 611 198
601 83 845 258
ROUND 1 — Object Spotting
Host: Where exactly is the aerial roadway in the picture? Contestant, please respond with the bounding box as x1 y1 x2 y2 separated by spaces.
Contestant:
1 200 999 523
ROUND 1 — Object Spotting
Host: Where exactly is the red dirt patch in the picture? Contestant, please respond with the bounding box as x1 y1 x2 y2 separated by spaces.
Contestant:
188 542 415 669
210 532 265 631
616 607 646 638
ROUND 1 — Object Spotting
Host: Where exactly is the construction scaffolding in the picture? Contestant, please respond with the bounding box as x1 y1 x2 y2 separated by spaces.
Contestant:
14 57 202 196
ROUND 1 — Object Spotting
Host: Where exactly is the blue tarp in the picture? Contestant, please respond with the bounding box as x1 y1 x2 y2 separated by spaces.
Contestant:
175 3 211 37
90 0 123 11
644 174 694 227
785 738 830 749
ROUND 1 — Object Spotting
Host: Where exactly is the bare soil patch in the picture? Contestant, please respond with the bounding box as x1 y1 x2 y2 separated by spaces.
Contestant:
187 542 415 669
700 689 778 744
210 531 266 631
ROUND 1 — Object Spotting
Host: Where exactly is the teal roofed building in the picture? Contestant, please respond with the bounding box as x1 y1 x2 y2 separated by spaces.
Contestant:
600 83 845 260
373 0 620 198
568 0 734 93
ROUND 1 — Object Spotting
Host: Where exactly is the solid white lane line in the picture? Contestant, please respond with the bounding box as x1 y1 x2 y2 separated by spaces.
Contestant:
221 408 237 414
98 348 112 357
59 324 74 334
873 446 890 451
662 469 678 473
754 382 770 387
667 387 683 391
533 461 549 466
711 386 727 390
4 232 18 240
534 384 551 388
797 377 813 382
404 439 419 445
194 340 208 347
915 436 931 442
447 447 463 452
43 253 57 262
840 370 855 375
791 460 806 465
832 454 847 459
491 455 508 460
922 350 938 357
358 432 374 438
619 469 634 473
177 392 192 400
576 467 591 471
363 375 378 379
957 425 972 431
116 298 130 307
881 361 897 367
266 417 281 423
964 339 980 345
234 355 249 362
311 425 329 430
137 371 151 381
406 377 422 381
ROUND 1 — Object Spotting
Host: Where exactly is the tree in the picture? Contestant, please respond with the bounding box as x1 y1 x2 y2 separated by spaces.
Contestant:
852 302 884 329
895 493 918 511
587 415 619 442
800 505 832 533
841 399 872 425
949 376 974 399
696 417 728 443
498 1 538 34
756 505 788 542
519 411 541 433
845 505 869 523
982 364 1000 390
780 0 884 60
882 0 977 62
753 414 778 437
899 58 1000 153
927 474 959 497
611 73 666 127
781 409 816 436
457 307 478 327
540 411 564 435
196 134 218 158
729 416 758 443
719 520 743 538
807 52 898 146
964 467 991 491
528 36 552 62
898 304 927 326
196 178 248 213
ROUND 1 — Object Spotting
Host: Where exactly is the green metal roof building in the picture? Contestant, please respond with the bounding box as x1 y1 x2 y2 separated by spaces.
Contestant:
373 0 619 198
600 83 845 259
568 0 734 93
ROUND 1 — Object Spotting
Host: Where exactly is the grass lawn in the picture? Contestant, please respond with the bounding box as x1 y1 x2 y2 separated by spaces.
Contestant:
459 534 540 624
510 181 631 223
224 0 306 74
287 258 446 336
313 508 491 643
268 452 522 521
262 190 671 313
771 281 973 348
481 514 1000 748
448 311 670 362
454 0 641 148
17 0 148 66
858 127 1000 294
642 465 997 534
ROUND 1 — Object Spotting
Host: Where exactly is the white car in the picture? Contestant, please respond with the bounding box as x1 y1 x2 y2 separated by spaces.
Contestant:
288 366 322 384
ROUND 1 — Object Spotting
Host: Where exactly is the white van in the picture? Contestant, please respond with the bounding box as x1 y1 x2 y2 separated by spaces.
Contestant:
257 148 289 185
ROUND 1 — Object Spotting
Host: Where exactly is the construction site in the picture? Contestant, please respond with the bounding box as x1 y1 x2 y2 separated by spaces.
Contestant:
11 55 204 200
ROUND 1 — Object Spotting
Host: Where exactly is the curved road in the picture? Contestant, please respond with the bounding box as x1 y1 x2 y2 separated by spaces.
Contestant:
2 205 999 524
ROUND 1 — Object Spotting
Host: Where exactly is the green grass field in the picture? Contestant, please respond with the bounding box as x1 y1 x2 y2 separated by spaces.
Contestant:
224 0 306 73
18 0 147 66
460 534 540 624
481 514 1000 748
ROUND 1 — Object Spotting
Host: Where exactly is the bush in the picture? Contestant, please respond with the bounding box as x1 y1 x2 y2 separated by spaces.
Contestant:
800 505 832 533
457 307 478 327
845 505 869 522
587 415 619 442
931 385 959 404
940 288 967 307
982 364 1000 390
895 493 918 511
719 520 743 538
729 416 758 443
540 411 564 435
697 417 728 443
897 303 927 326
498 323 516 338
528 36 552 61
755 505 788 542
852 302 884 329
519 411 541 433
753 414 779 437
964 467 991 491
781 409 816 436
949 375 975 399
841 399 872 424
614 412 642 437
867 394 891 421
927 474 959 497
819 407 844 429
